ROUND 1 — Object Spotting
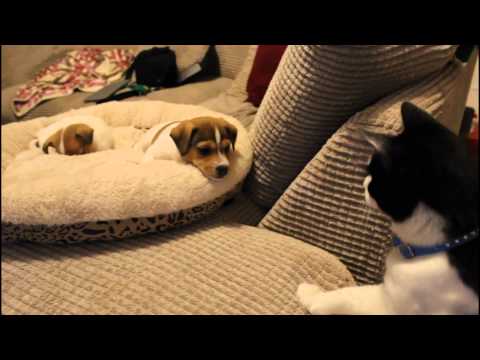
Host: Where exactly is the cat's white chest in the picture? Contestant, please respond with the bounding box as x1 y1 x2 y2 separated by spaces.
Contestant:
383 250 479 314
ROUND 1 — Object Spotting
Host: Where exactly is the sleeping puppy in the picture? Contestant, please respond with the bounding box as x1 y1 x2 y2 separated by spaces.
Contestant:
134 117 237 181
34 115 114 155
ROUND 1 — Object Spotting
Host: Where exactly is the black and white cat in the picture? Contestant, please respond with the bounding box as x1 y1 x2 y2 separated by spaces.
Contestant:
297 102 478 315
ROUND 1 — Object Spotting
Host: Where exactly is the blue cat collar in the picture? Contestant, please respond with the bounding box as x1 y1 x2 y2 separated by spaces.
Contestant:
392 228 478 259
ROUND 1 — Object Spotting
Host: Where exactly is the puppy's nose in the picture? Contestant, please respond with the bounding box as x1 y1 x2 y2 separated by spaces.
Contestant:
216 165 229 178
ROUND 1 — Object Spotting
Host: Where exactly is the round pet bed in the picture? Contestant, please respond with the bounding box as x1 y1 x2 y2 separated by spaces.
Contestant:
1 101 253 244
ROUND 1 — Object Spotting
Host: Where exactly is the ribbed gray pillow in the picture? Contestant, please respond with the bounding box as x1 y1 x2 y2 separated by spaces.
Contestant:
259 58 464 285
247 45 458 208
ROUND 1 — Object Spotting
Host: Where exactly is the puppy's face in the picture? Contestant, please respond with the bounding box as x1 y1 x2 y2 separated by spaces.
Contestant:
170 117 237 181
43 124 94 155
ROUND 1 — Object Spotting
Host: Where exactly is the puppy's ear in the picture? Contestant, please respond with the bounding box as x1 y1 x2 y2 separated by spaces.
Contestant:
74 124 94 145
63 124 94 155
170 122 198 155
42 129 63 154
219 120 238 151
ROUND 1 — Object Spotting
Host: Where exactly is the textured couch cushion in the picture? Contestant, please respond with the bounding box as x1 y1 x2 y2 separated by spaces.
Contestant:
208 191 267 226
2 101 252 243
259 58 466 285
247 45 458 208
199 45 260 130
246 45 287 107
140 78 232 105
226 45 258 101
215 45 252 79
200 91 258 130
1 222 355 314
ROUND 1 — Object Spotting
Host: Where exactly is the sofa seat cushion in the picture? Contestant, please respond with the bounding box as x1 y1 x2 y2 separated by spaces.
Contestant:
1 222 355 314
2 100 251 244
200 92 258 130
138 77 232 105
1 78 233 125
208 191 267 226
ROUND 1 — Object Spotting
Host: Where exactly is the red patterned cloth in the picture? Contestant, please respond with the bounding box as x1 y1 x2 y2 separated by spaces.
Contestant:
12 48 135 117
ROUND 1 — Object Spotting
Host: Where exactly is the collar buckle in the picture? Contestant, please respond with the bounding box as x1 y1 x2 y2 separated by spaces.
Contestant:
398 243 416 259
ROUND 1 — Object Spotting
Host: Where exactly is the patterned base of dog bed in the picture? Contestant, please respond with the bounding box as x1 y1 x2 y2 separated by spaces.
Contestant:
2 184 242 245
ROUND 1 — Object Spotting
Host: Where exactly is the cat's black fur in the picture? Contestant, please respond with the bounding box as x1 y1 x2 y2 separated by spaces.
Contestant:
366 102 478 295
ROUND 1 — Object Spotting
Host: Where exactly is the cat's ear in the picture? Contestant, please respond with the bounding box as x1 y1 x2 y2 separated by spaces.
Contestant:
401 102 436 132
359 129 387 152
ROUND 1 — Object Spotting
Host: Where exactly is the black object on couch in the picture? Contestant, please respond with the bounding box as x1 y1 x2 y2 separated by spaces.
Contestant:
125 46 179 87
87 46 221 103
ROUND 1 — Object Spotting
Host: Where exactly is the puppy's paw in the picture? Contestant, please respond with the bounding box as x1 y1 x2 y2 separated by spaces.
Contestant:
297 283 321 298
140 155 155 164
29 139 40 150
132 143 144 152
298 285 353 315
47 146 59 155
296 283 322 309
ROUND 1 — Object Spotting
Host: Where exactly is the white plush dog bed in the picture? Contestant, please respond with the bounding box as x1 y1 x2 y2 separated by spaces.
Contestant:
1 101 252 243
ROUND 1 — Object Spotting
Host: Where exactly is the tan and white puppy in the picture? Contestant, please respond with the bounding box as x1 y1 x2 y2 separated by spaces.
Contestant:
34 115 114 155
134 117 237 181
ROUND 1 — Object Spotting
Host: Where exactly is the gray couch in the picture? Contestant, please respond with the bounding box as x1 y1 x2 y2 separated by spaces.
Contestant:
1 45 477 314
1 45 257 127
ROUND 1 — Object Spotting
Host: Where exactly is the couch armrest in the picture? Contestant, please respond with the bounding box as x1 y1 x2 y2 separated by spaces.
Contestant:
259 58 469 285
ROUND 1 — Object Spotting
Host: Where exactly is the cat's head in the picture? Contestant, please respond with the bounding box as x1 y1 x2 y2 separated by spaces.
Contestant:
362 102 478 242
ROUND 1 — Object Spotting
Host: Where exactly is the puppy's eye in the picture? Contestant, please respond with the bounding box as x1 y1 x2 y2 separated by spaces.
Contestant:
198 147 211 156
222 144 230 153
